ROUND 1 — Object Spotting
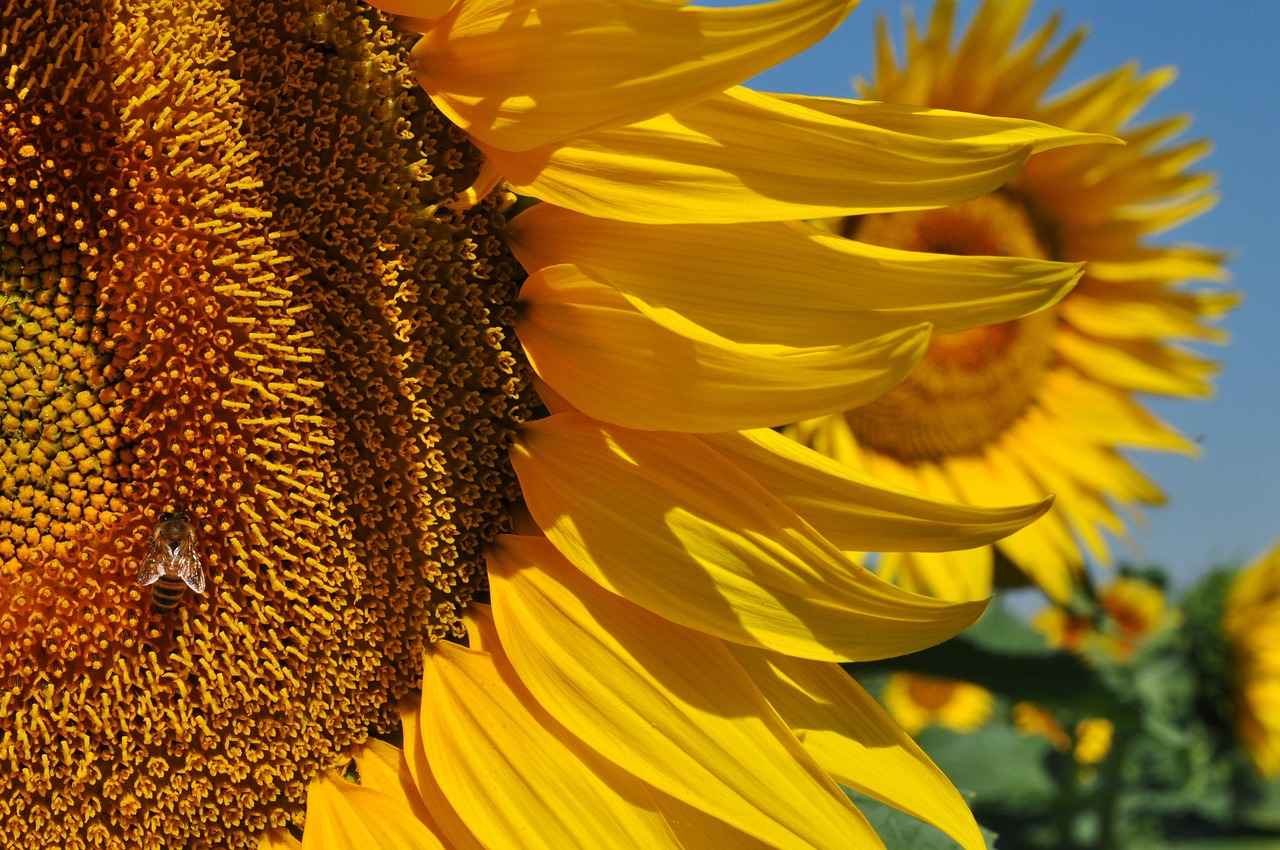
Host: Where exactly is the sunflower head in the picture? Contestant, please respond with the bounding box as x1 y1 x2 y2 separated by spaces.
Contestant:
7 0 1144 845
1222 541 1280 777
2 0 528 844
1035 575 1172 661
788 0 1235 604
881 672 994 736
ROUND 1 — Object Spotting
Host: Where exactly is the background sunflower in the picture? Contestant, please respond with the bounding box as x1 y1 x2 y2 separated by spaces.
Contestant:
784 0 1237 602
754 0 1278 600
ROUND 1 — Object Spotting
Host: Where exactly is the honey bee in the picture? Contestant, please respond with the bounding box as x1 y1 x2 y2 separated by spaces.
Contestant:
137 511 206 614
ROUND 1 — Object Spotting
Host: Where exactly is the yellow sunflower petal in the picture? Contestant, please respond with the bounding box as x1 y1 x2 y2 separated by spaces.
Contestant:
483 86 1109 224
351 739 438 834
518 265 929 432
406 0 857 151
487 536 883 850
773 92 1113 154
1063 284 1235 342
649 791 780 849
301 775 446 850
511 413 988 662
731 648 985 850
878 548 994 602
1056 330 1219 397
422 636 682 849
366 0 454 20
398 700 488 850
1039 369 1195 452
259 829 303 850
507 205 1083 345
701 427 1052 553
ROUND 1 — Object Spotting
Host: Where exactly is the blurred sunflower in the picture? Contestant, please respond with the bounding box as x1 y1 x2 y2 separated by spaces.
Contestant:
1035 575 1171 661
788 0 1235 603
1011 704 1113 767
4 0 1106 846
881 673 994 736
1222 540 1280 777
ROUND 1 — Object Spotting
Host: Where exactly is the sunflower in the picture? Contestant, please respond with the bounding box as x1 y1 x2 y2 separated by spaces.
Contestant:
788 0 1234 603
1222 540 1280 777
1035 575 1171 661
880 673 994 736
4 0 1107 846
1011 704 1113 767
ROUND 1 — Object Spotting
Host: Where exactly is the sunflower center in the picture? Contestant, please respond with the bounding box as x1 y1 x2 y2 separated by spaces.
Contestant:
2 2 528 847
838 193 1057 462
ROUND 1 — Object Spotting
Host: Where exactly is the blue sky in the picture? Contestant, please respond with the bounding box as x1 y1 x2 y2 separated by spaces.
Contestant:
744 0 1280 585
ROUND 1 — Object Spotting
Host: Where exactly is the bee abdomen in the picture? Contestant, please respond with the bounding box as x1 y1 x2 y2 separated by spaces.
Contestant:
151 576 188 614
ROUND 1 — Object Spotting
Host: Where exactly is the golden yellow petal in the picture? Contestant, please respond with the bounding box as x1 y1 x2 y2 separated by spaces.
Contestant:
422 637 682 849
507 204 1083 345
700 427 1052 552
1056 329 1218 397
409 0 856 150
773 92 1115 155
732 649 986 850
517 265 929 432
364 0 455 20
648 791 780 849
511 413 988 661
397 700 488 850
487 536 884 850
1038 369 1196 452
301 775 447 850
259 829 304 850
351 739 437 834
878 548 994 602
484 87 1106 224
1063 285 1235 343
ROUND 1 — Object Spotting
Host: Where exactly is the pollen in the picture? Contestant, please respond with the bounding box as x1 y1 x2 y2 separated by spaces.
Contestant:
1 1 528 847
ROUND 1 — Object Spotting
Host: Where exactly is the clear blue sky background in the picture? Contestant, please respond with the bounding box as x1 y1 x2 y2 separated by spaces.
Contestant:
743 0 1280 585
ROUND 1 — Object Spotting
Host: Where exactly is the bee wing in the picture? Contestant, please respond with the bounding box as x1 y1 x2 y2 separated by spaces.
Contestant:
137 544 165 587
172 539 207 594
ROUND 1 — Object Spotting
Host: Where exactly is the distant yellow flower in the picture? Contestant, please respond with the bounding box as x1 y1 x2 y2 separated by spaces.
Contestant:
5 0 1104 846
789 0 1234 603
1224 540 1280 777
1012 704 1113 766
1074 717 1115 766
882 673 994 735
1036 576 1171 660
1013 702 1073 752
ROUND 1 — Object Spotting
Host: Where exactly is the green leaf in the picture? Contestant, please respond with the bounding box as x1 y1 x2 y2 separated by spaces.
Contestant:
844 788 1001 850
916 723 1058 813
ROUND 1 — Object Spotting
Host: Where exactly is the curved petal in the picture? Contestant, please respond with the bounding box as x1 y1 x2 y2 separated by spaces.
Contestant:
1056 329 1218 397
259 830 303 850
484 87 1107 224
703 427 1052 552
301 774 447 850
365 0 455 20
731 648 985 850
422 633 682 849
878 547 994 602
511 412 988 662
507 205 1083 345
397 700 488 850
518 265 929 432
488 535 883 850
351 739 439 836
410 0 857 151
